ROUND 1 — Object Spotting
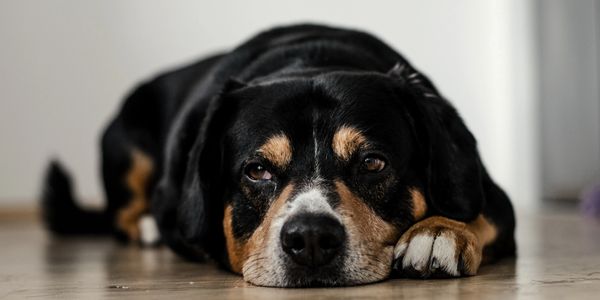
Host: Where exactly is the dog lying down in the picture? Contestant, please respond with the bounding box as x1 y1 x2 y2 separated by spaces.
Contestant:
42 24 515 287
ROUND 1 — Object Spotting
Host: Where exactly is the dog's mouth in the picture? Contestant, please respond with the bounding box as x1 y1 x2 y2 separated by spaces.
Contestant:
243 245 395 287
279 255 349 287
243 247 394 287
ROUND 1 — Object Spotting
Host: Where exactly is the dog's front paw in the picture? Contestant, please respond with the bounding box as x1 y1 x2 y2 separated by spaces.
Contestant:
392 216 482 278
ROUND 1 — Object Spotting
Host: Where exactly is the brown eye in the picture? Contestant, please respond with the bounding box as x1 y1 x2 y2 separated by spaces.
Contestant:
245 163 273 181
363 156 386 172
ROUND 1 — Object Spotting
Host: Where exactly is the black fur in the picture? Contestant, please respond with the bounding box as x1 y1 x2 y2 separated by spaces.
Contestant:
41 24 515 279
41 161 111 234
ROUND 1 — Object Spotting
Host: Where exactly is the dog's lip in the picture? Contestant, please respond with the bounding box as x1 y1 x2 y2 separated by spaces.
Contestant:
280 270 348 287
278 266 386 287
280 252 382 287
282 255 344 279
284 259 342 273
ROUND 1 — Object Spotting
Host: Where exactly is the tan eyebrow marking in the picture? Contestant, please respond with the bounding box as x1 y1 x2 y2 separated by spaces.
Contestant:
332 125 369 160
257 133 292 168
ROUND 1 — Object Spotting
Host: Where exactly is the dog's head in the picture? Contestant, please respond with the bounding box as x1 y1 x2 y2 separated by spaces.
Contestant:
158 64 483 287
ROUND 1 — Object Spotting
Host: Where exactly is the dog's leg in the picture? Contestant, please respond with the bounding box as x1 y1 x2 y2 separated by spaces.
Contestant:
393 173 515 278
115 148 157 244
392 215 497 278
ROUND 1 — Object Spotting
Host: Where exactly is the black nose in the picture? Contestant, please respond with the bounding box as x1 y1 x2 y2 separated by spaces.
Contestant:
280 214 346 268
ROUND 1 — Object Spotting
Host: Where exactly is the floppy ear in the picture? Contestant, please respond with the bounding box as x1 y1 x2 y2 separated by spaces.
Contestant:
152 79 244 260
176 84 243 243
389 62 484 221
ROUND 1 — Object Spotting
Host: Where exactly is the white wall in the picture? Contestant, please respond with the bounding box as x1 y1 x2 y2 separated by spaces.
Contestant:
538 0 600 200
0 0 539 209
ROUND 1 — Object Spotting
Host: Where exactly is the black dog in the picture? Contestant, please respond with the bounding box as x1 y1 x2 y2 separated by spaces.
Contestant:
42 24 515 287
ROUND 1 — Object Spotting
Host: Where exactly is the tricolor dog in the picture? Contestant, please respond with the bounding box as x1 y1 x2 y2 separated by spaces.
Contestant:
42 24 516 287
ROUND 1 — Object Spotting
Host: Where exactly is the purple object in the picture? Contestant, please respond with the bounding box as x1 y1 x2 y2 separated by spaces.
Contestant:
581 183 600 218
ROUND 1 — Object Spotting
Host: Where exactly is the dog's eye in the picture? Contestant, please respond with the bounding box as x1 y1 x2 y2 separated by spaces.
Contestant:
244 163 273 181
362 155 386 172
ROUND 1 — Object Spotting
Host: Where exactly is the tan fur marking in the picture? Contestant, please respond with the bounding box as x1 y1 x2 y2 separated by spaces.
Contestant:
223 205 245 274
467 215 498 248
332 126 369 160
116 149 154 241
258 134 292 168
409 187 427 220
224 184 294 274
335 180 399 251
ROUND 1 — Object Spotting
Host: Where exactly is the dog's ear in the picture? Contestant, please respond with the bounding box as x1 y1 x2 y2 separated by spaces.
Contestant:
389 63 484 221
177 79 247 242
152 79 245 259
388 62 439 96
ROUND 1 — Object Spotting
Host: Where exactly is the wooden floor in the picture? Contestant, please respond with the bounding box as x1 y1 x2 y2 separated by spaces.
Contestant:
1 206 600 299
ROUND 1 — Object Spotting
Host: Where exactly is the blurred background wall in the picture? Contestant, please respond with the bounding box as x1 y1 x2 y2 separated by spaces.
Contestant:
538 0 600 201
0 0 597 211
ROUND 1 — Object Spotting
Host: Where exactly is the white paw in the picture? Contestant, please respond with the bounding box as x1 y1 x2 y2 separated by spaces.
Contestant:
139 215 160 246
392 217 482 278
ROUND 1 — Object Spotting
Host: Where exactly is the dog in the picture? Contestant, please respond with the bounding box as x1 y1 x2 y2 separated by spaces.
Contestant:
41 24 516 287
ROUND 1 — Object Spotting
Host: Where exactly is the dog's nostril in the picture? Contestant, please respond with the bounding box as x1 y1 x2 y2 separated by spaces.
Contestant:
280 214 346 267
284 232 305 252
